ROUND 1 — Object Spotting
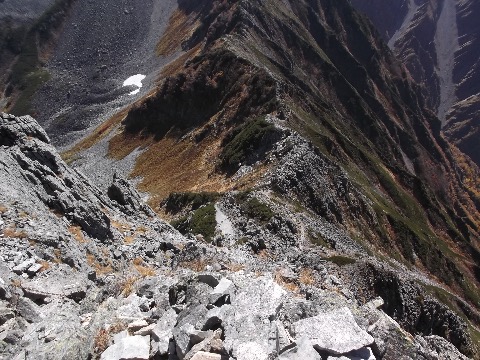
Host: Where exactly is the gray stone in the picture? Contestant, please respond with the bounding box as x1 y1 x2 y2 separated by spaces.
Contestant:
197 274 220 288
13 259 35 274
0 307 15 325
190 352 222 360
107 173 155 217
367 311 413 357
63 283 87 302
113 330 129 344
173 323 196 359
269 320 293 354
134 323 156 336
100 335 150 360
128 319 149 332
151 309 177 356
293 307 374 355
26 263 43 276
415 335 470 360
0 277 10 300
184 329 224 360
279 336 321 359
209 278 234 305
16 297 42 323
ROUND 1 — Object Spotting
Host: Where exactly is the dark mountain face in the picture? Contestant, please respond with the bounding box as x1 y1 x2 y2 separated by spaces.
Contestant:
1 0 480 357
351 0 480 166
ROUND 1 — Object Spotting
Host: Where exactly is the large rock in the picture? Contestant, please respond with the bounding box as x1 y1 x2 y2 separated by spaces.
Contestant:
279 336 321 360
107 173 155 216
201 276 287 360
100 335 150 360
0 114 50 146
293 307 374 355
16 297 43 323
151 308 178 356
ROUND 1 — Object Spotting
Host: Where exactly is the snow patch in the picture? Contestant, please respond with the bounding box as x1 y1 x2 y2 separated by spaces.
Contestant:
123 74 146 95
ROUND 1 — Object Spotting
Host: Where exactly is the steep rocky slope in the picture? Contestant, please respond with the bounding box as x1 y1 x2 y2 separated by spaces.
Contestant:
351 0 480 165
1 0 480 358
81 0 480 311
0 113 475 359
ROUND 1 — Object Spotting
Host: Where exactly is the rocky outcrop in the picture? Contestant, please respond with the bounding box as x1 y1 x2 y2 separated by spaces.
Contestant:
0 113 111 239
107 173 155 217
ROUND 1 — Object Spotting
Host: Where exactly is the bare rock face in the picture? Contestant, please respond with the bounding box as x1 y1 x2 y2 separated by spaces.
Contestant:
0 113 111 240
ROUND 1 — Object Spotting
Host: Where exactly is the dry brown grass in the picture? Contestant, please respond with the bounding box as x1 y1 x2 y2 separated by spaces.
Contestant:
61 107 131 164
156 9 201 56
120 276 139 297
111 219 131 232
124 235 135 244
93 320 128 355
2 226 28 239
53 249 62 264
179 259 207 272
93 328 110 354
11 278 22 288
258 249 270 259
274 270 300 293
87 253 113 275
38 260 50 272
110 133 234 209
299 268 315 285
68 225 87 243
225 263 245 272
137 225 148 234
132 257 156 277
274 270 300 294
159 44 202 79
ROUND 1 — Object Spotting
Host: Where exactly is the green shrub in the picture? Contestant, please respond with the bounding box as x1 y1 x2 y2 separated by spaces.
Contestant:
324 255 356 266
164 192 218 213
221 117 279 171
190 204 216 242
171 204 217 242
243 197 274 223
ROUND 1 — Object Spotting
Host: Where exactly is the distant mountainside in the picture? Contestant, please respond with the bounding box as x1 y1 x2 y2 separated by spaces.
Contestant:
351 0 480 166
1 0 480 357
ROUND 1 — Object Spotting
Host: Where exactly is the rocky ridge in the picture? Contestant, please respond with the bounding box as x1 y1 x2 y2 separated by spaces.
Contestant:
0 114 477 359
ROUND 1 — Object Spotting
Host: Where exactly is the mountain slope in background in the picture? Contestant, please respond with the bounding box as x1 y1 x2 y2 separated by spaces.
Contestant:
351 0 480 166
66 0 480 352
1 0 480 357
